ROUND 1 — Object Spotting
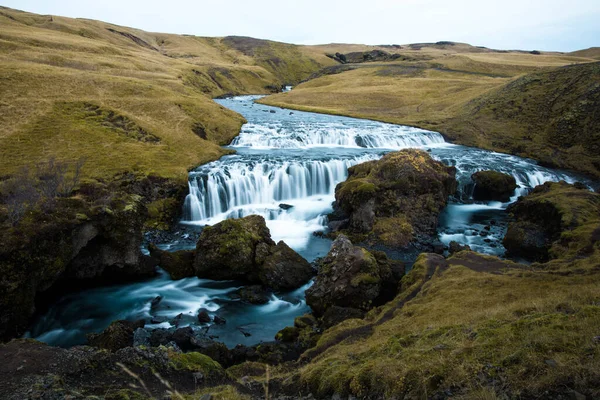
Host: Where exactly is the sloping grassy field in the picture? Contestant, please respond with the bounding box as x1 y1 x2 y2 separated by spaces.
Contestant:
261 45 600 178
0 6 335 182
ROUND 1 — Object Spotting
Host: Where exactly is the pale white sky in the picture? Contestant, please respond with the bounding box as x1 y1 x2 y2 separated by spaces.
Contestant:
2 0 599 51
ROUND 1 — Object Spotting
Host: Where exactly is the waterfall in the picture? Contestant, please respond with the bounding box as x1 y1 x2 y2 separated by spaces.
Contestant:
230 122 446 149
182 155 378 224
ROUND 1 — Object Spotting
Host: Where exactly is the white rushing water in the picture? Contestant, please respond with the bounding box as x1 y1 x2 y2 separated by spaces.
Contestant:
28 94 593 349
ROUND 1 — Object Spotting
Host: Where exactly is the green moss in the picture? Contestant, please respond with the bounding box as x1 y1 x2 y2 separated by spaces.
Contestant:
168 351 223 373
275 326 300 342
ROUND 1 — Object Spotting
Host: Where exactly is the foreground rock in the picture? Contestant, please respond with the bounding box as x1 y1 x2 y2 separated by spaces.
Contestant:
306 235 403 316
195 215 313 290
471 170 517 202
87 320 145 352
0 339 228 399
503 181 600 262
0 194 157 342
148 244 195 280
329 149 456 250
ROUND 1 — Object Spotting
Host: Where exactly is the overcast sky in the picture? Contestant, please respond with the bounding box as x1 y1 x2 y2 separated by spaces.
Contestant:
3 0 599 51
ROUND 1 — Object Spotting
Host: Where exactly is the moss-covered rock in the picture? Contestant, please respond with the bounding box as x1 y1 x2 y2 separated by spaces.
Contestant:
503 181 600 262
331 149 456 250
0 190 156 342
87 320 144 352
148 244 195 280
306 235 400 316
195 215 275 280
471 170 517 201
194 215 313 289
258 241 314 290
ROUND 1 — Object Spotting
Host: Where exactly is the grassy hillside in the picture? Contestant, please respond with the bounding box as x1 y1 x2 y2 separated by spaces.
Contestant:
261 46 599 177
443 62 600 177
0 6 334 182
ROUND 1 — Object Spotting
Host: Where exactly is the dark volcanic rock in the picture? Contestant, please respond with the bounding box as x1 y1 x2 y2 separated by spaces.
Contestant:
503 181 600 262
0 339 228 399
237 285 271 304
197 309 212 323
87 320 145 352
148 244 195 280
448 241 471 255
194 215 313 289
259 241 313 290
331 149 456 250
471 170 517 202
306 235 401 316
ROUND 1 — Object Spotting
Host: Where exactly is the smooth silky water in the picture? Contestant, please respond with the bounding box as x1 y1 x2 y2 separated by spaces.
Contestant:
27 95 593 348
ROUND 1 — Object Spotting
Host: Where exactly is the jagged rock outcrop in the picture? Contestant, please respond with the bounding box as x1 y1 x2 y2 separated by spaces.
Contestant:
0 339 228 399
329 149 457 250
194 215 313 290
306 235 403 316
87 320 145 352
148 244 195 280
471 170 517 202
503 181 600 262
0 194 156 342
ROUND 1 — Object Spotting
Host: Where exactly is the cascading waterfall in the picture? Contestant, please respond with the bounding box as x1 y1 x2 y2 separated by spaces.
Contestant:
28 94 594 350
182 155 378 223
230 122 446 149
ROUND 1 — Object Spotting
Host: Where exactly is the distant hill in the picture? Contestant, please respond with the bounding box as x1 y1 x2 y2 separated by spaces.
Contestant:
444 62 600 177
569 47 600 60
0 6 334 182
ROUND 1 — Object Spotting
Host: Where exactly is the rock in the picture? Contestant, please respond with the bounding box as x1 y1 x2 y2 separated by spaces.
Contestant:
259 241 313 290
150 295 163 309
294 314 318 329
0 339 229 398
321 306 365 329
87 320 144 352
0 193 155 341
471 170 517 202
237 285 270 304
194 215 312 289
149 328 173 347
275 326 300 342
305 235 398 316
195 215 275 280
172 326 195 351
133 327 151 347
331 149 456 249
148 244 195 280
279 203 294 210
503 181 600 262
448 241 471 255
270 110 276 113
198 309 212 323
432 240 445 254
214 315 226 325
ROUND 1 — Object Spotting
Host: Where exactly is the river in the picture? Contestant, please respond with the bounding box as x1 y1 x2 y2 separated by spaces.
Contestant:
26 95 591 348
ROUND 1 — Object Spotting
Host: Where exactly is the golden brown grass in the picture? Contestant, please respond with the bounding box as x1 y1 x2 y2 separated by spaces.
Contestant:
262 250 600 398
0 6 333 182
261 49 600 177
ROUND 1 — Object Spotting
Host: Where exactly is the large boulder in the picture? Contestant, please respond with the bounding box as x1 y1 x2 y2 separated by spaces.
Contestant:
0 194 155 342
471 170 517 202
306 235 403 316
330 149 456 250
194 215 313 289
148 244 195 280
503 181 600 262
87 320 145 352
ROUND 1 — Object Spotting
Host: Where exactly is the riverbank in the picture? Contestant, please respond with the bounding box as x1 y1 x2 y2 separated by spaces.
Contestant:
260 60 600 179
